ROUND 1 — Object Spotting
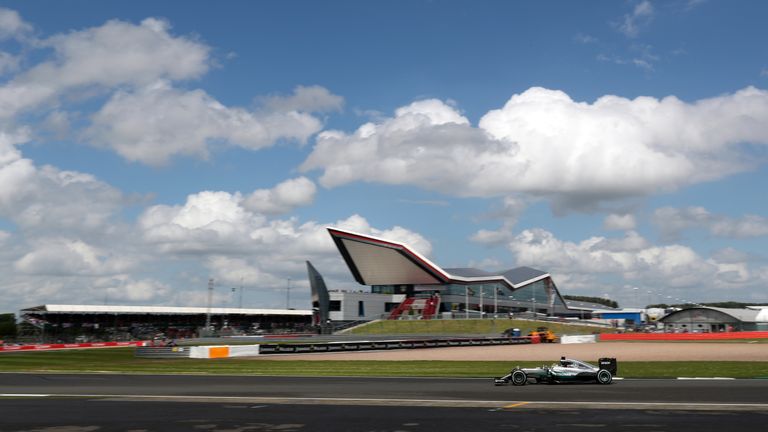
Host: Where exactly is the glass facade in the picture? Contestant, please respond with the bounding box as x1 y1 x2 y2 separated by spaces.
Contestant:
441 280 557 303
426 278 567 315
371 285 412 295
372 277 567 316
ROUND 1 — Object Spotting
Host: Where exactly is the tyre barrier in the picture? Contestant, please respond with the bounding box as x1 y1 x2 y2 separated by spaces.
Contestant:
134 336 532 359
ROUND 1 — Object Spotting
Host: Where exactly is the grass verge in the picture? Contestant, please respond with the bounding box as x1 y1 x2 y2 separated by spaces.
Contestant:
346 318 616 336
1 348 767 379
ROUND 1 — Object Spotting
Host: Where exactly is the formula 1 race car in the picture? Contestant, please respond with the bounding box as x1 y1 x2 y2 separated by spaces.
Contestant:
494 357 617 386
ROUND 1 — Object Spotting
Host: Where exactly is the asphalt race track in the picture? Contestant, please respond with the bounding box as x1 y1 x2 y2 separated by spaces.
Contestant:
1 373 768 431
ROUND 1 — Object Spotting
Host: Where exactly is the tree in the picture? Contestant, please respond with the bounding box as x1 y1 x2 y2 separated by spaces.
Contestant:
0 313 17 339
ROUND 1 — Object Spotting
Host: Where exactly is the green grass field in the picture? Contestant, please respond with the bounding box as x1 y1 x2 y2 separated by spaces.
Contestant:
345 318 617 336
1 348 766 378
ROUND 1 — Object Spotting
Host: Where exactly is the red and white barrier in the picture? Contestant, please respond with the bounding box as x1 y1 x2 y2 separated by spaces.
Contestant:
189 344 260 359
561 334 598 344
0 341 146 352
599 331 768 341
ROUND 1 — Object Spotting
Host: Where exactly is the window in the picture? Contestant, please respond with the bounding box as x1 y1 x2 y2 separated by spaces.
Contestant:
329 301 341 311
358 301 365 317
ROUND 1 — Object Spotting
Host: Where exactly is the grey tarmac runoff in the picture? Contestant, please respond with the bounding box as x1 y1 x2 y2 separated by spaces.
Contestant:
2 374 768 432
2 399 768 432
1 373 767 410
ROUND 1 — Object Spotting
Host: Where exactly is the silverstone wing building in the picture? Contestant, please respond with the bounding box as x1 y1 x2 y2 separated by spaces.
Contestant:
322 227 572 321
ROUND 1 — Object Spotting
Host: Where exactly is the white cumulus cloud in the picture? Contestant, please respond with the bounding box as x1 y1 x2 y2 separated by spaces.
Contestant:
303 86 768 213
14 238 135 276
0 131 123 234
505 227 767 304
260 85 344 113
604 213 637 231
86 82 327 165
244 177 317 215
95 276 172 302
0 7 32 40
139 190 265 254
615 0 654 38
653 206 768 239
0 17 210 120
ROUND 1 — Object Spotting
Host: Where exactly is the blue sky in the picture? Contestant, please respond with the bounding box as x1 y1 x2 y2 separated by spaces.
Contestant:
1 0 767 312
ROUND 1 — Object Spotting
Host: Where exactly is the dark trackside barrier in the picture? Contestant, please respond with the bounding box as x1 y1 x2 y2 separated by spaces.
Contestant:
134 346 192 358
256 336 531 355
134 336 531 358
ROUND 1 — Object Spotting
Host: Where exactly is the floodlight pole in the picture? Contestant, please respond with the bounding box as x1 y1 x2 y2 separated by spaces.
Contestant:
465 286 469 319
633 287 639 308
494 286 498 318
479 286 484 317
238 277 244 309
205 278 213 330
286 278 291 309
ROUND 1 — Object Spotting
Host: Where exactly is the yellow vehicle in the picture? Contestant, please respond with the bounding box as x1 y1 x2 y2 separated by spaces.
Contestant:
528 326 558 343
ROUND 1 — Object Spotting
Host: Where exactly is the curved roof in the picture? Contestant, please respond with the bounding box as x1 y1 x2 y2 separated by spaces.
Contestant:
660 306 768 323
327 227 551 289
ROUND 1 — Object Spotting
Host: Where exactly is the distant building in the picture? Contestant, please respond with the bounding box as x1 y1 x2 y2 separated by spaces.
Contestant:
591 308 646 327
660 306 768 332
323 227 573 321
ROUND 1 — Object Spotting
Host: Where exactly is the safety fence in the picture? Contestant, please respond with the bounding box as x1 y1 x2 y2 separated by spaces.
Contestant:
599 331 768 341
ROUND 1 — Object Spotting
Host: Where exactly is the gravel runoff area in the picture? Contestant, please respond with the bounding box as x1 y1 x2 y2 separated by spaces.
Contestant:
262 342 768 361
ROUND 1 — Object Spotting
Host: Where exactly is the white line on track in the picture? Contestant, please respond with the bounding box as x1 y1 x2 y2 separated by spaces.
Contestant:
676 377 736 380
3 393 768 411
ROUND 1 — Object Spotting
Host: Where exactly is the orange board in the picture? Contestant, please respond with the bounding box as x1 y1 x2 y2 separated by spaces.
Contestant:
208 346 230 358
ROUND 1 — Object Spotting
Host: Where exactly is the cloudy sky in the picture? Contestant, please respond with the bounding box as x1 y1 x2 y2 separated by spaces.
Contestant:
1 0 767 312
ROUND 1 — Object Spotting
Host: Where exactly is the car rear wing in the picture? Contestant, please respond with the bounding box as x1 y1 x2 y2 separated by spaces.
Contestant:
599 357 617 375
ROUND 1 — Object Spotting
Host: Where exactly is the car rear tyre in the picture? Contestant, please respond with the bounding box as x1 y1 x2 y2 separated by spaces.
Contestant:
511 370 527 386
597 369 613 385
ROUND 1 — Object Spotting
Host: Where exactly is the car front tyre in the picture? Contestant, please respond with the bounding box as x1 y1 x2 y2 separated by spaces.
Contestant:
511 370 527 386
597 369 613 385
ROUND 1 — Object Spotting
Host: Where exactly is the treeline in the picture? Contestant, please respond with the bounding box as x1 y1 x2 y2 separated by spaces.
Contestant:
563 295 619 309
0 313 16 339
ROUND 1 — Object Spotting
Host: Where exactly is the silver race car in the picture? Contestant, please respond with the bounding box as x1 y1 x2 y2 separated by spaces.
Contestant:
494 357 617 385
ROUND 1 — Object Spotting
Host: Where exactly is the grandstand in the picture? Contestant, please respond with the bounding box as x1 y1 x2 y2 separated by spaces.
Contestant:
19 304 312 343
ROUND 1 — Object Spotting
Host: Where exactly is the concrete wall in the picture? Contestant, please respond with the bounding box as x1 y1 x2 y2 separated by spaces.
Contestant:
329 292 405 321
